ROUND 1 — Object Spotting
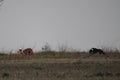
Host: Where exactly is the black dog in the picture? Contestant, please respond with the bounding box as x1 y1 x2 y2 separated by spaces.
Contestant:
89 48 105 54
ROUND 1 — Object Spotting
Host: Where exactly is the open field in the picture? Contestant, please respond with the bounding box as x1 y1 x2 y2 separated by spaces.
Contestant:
0 52 120 80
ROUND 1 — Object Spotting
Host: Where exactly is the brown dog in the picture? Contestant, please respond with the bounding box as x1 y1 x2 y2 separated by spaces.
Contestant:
19 48 33 55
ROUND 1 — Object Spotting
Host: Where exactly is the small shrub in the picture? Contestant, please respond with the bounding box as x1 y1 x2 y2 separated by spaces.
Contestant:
105 72 113 76
73 60 82 64
84 75 93 78
95 72 113 77
34 67 42 70
31 63 42 70
2 73 9 78
95 72 104 77
115 73 120 77
0 53 6 56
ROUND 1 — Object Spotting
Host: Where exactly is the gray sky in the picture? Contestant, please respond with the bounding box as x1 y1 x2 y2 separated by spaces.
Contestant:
0 0 120 52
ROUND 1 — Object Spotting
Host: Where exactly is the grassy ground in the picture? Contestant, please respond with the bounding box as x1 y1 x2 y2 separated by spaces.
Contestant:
0 52 120 80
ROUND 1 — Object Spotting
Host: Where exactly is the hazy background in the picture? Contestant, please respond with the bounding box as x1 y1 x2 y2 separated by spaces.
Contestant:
0 0 120 52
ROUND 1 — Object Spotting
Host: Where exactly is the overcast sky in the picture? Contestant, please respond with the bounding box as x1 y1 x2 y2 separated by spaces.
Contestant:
0 0 120 52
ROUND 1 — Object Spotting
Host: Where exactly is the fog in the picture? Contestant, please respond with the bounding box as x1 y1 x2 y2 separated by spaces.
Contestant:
0 0 120 52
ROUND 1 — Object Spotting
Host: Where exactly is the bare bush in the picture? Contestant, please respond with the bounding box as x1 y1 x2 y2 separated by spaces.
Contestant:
42 43 52 52
58 43 68 52
101 46 120 53
57 43 78 52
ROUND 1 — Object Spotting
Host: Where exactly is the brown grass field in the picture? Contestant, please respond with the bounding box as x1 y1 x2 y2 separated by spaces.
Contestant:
0 52 120 80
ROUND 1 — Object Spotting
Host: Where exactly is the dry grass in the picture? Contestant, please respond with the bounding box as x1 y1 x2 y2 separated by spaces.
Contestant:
0 52 120 80
1 51 119 60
